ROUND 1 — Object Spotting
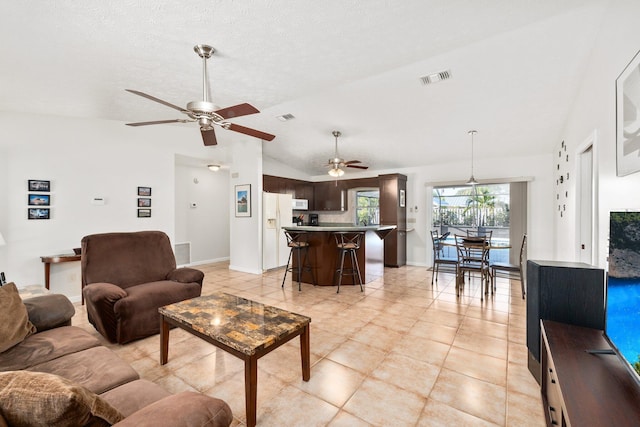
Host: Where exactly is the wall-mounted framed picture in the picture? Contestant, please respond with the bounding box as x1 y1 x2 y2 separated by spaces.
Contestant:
137 209 151 218
28 180 50 192
616 49 640 176
399 189 406 207
138 186 152 196
235 184 251 217
28 194 50 206
28 208 50 220
137 198 151 207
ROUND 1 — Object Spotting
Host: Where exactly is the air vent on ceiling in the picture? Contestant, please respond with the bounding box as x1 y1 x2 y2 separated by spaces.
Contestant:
276 113 295 122
420 69 452 85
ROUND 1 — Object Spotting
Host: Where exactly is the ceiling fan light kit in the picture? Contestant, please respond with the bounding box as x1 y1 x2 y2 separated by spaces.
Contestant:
207 164 220 172
125 44 275 145
326 130 368 177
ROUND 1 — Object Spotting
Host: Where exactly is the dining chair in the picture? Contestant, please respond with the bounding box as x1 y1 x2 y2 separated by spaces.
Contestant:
430 230 457 285
490 234 527 299
455 234 490 299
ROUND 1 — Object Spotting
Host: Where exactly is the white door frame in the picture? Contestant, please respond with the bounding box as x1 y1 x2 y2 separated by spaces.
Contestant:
575 130 598 264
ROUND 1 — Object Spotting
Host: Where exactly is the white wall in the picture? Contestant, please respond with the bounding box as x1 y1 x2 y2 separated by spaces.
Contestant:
555 0 640 268
0 112 229 301
174 163 230 264
229 139 264 274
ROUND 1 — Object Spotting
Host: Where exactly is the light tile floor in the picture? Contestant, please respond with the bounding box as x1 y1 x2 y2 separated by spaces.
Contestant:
72 263 546 426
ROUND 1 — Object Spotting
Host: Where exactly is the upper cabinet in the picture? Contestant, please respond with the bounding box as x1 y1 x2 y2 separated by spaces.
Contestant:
314 181 347 211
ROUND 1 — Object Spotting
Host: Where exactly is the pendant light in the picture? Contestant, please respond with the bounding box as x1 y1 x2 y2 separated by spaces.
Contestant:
466 130 479 186
328 131 344 177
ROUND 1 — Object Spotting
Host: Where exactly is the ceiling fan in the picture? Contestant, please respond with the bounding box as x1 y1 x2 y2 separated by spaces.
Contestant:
125 44 275 146
326 131 368 177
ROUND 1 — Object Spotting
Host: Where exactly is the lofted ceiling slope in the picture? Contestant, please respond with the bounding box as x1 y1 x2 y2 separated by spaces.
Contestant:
0 1 608 175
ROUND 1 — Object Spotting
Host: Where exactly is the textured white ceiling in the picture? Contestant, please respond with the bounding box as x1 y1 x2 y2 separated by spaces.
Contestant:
0 0 608 175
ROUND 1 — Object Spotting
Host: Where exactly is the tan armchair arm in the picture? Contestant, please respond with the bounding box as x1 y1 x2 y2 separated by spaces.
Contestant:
24 294 75 332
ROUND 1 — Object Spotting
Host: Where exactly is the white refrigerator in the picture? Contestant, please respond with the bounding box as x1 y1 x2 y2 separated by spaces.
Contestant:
262 192 293 270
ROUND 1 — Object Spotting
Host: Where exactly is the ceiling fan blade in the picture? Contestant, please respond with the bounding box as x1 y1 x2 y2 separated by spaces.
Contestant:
347 164 369 169
201 128 218 146
125 119 190 127
227 123 276 141
215 103 260 119
344 160 362 165
125 89 188 113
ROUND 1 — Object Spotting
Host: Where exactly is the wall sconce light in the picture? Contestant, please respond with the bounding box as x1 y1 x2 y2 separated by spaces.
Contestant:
207 164 220 172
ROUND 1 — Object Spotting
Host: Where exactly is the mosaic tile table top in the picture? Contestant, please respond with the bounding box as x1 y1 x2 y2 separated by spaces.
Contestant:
159 292 311 356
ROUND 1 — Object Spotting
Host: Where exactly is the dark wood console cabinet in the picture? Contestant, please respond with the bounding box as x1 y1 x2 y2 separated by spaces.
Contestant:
526 260 605 383
541 320 640 426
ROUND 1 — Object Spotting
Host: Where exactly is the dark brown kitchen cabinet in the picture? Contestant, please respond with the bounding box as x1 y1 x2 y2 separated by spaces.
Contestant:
379 173 407 267
314 181 347 211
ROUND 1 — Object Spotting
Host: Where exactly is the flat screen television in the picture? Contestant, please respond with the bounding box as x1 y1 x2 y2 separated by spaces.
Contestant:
605 211 640 384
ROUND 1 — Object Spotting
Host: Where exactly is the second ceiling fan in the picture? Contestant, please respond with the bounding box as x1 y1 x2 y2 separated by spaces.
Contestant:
326 131 368 177
125 44 275 146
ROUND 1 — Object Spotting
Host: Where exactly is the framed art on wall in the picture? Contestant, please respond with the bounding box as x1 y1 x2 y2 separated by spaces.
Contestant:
28 208 50 220
137 209 151 218
28 194 50 206
616 49 640 176
28 180 50 192
138 187 152 196
138 198 151 207
235 184 251 217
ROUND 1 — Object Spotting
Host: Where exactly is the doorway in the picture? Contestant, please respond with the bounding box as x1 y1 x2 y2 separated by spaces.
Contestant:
578 140 595 264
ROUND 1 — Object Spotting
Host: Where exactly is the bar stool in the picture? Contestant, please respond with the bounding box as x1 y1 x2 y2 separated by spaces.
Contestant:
282 230 316 291
333 232 364 293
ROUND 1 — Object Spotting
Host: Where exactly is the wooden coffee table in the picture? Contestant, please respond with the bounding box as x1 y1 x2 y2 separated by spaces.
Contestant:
159 292 311 427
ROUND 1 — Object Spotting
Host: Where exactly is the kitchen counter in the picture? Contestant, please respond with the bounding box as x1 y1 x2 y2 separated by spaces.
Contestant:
281 224 396 287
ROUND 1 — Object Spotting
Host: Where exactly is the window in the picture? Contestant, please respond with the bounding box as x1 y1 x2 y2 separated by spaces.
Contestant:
356 190 379 225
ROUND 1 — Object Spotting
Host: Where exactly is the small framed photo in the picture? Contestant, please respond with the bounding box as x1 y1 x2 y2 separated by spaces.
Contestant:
399 189 406 207
138 198 151 207
28 194 50 206
138 187 152 196
235 184 251 217
28 208 50 220
28 180 50 192
137 208 151 218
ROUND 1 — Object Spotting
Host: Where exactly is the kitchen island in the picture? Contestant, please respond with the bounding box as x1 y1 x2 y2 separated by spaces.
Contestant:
281 224 396 287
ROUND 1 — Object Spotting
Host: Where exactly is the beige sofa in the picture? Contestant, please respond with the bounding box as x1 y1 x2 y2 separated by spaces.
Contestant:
0 285 232 426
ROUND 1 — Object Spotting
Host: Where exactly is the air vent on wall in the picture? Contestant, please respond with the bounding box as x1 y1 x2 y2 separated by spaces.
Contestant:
276 113 295 122
420 69 452 85
174 242 191 266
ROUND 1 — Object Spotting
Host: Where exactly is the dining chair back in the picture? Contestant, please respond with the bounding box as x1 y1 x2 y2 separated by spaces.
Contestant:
454 234 490 299
430 230 457 285
490 234 527 299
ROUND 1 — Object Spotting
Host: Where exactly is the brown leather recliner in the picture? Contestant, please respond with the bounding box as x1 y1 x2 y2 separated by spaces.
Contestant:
81 231 204 344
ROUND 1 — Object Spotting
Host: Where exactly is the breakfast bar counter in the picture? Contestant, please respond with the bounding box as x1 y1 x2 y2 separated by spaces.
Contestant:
282 225 396 287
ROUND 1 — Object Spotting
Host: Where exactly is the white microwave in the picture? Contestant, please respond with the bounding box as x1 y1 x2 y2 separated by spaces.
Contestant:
292 199 309 210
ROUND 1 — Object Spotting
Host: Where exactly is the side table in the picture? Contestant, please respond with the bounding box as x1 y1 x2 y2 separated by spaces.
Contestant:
40 253 81 292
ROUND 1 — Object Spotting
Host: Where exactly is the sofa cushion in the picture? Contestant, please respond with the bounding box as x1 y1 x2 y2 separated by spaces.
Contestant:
112 391 233 427
100 379 171 417
0 283 37 353
0 370 124 427
0 326 101 372
28 346 139 395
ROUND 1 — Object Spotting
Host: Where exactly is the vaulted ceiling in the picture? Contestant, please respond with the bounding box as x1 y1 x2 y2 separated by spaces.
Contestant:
0 1 608 175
